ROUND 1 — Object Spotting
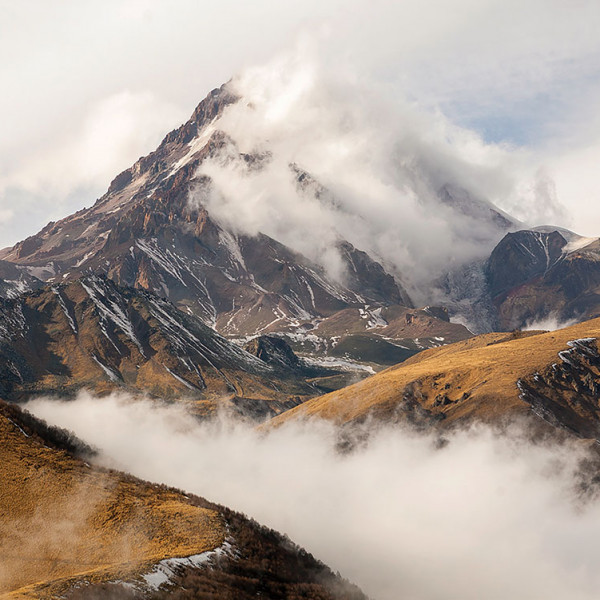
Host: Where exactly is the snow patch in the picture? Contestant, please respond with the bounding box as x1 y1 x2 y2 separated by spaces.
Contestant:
141 541 233 591
52 287 78 334
300 355 375 374
91 355 121 382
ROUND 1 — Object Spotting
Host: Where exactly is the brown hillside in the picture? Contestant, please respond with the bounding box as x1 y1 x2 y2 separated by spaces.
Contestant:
0 402 224 599
0 401 367 600
271 318 600 438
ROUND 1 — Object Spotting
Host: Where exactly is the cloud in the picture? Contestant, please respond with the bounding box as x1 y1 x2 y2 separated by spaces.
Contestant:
192 43 565 301
4 91 183 194
522 313 579 332
26 392 600 600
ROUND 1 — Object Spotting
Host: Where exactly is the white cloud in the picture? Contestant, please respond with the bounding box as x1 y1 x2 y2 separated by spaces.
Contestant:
26 392 600 600
2 91 184 196
522 313 579 332
192 45 560 301
0 91 184 246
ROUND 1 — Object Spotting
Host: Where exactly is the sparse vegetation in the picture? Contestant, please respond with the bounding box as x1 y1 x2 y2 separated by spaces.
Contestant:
271 318 600 438
0 400 224 599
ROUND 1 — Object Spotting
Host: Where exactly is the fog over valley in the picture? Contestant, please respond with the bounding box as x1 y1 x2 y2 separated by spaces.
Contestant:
27 393 600 600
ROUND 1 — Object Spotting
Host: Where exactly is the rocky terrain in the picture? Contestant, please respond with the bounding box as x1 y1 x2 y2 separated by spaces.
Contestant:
439 228 600 333
487 229 600 330
0 275 342 418
0 87 411 339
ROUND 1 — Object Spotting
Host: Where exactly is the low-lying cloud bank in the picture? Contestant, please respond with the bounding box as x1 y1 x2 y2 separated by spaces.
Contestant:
27 392 600 600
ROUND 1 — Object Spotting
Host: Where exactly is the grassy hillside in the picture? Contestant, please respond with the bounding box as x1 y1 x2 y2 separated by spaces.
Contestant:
0 401 367 599
0 401 224 599
271 318 600 438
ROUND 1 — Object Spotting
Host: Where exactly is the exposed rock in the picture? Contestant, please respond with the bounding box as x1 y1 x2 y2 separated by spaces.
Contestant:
244 335 301 370
0 276 319 415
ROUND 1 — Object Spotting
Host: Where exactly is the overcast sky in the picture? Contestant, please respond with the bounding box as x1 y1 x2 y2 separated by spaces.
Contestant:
1 0 600 248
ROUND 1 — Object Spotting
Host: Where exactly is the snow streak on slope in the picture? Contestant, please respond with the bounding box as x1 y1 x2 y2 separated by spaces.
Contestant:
28 393 600 600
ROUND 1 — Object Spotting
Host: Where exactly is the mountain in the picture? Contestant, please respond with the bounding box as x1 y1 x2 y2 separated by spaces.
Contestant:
1 81 599 367
0 84 478 375
485 229 600 330
436 227 600 333
0 87 409 332
0 259 43 299
0 399 366 599
271 316 600 440
0 275 327 417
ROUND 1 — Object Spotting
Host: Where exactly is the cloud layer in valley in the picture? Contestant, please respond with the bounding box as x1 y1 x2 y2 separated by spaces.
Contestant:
26 392 600 600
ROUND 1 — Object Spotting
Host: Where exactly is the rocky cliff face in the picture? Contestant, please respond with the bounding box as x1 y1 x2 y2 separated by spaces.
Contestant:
0 86 411 340
485 231 600 330
517 337 600 438
486 230 568 297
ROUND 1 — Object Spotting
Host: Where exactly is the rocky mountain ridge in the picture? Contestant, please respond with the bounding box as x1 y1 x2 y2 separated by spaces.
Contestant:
0 275 329 417
0 86 409 333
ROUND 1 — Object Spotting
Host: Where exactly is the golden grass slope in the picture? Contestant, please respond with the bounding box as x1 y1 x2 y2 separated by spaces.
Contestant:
271 318 600 433
0 402 224 599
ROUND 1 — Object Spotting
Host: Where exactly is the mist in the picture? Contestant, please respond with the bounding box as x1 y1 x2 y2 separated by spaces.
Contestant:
27 392 600 600
191 43 567 303
523 313 579 332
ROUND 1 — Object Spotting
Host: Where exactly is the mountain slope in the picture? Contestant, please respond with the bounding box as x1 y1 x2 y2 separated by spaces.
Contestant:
0 86 410 338
486 230 600 329
4 81 598 345
0 275 321 416
271 317 600 440
0 400 367 600
0 400 224 598
437 228 600 333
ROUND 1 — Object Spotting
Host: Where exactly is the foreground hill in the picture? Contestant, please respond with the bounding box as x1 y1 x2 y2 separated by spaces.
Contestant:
271 317 600 439
0 399 223 598
0 400 366 599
